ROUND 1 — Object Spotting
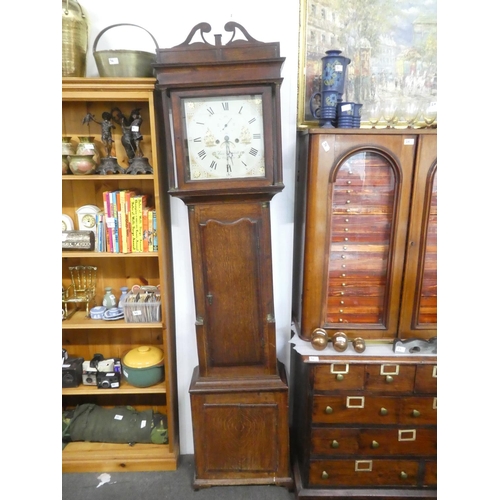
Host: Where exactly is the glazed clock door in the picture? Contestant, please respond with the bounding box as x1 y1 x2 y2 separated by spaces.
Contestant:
188 199 277 378
300 133 416 340
399 133 437 337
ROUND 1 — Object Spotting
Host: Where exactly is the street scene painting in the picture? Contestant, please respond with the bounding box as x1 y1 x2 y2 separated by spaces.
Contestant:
298 0 437 127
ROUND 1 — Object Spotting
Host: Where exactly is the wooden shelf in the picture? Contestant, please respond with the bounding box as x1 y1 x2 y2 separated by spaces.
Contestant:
62 251 158 258
62 310 163 329
62 174 154 181
63 379 167 396
62 77 179 473
62 441 177 473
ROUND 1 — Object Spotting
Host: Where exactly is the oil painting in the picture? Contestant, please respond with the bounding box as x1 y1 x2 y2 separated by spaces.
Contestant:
298 0 437 127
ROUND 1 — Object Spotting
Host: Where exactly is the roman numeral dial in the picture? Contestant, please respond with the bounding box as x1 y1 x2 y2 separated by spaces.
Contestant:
182 94 266 180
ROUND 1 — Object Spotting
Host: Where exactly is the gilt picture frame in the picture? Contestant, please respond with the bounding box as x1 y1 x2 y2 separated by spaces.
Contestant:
297 0 437 128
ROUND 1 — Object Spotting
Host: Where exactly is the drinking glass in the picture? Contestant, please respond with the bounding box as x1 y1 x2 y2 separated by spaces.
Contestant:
363 101 381 128
422 100 437 127
401 100 422 129
381 99 399 128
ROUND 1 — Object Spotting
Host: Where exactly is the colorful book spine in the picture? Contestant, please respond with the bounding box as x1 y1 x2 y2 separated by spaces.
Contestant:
111 191 119 253
116 190 123 253
95 211 105 252
119 190 128 253
151 209 158 252
131 196 140 253
148 208 154 252
102 191 113 253
131 194 148 252
143 207 151 252
124 190 136 256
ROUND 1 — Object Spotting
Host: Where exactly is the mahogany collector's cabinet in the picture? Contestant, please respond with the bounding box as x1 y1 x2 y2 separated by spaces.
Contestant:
62 78 179 472
290 129 437 499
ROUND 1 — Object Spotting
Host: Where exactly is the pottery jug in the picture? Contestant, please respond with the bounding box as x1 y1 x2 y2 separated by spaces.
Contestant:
319 49 351 95
310 50 351 126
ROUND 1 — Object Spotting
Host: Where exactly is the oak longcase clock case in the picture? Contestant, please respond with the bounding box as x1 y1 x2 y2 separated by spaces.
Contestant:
154 22 292 489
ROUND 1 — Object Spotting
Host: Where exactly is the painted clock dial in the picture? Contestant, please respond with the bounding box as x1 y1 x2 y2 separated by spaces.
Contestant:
182 94 265 180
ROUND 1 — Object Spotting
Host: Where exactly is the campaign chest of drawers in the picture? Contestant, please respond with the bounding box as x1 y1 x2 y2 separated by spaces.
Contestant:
291 345 437 499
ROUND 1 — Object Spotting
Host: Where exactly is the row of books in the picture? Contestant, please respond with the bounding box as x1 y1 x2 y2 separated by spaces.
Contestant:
95 190 157 253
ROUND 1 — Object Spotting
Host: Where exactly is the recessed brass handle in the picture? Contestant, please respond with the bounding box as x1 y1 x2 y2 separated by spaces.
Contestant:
380 407 388 416
331 440 339 448
321 471 329 479
400 471 408 479
325 406 333 414
371 440 379 449
412 409 421 417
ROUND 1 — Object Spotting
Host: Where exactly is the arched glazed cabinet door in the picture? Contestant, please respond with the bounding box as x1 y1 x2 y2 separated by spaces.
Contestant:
327 149 403 331
399 133 437 337
300 132 417 340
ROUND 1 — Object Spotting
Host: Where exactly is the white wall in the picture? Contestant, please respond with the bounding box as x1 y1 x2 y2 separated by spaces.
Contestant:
78 0 300 454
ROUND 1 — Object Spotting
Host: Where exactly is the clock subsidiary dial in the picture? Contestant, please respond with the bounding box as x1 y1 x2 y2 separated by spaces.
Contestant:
182 94 265 180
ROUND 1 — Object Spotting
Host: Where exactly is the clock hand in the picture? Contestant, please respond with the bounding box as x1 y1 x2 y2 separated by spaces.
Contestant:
224 136 234 173
222 118 232 130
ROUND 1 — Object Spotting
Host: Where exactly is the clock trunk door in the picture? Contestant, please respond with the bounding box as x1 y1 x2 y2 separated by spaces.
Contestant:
189 200 277 378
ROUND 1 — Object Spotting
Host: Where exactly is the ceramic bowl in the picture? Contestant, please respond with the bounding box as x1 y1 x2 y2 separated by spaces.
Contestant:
90 306 106 320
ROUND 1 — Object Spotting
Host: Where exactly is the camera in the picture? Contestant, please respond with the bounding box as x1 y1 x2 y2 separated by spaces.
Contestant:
62 356 83 388
82 360 97 386
96 370 121 389
90 354 121 389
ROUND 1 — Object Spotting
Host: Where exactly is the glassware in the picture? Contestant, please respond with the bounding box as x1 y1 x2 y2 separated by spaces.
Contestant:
402 100 422 128
422 100 437 127
363 101 381 128
381 99 399 128
102 287 117 309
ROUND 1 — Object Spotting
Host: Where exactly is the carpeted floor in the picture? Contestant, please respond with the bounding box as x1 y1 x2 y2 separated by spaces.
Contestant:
62 454 296 499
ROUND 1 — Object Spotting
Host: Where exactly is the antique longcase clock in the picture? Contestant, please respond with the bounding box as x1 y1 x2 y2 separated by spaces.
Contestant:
155 22 292 488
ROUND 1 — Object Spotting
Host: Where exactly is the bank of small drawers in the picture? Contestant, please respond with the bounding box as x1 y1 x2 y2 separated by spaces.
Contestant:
303 357 437 494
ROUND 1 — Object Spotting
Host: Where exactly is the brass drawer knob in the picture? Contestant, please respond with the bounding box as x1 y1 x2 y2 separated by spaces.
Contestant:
385 375 394 383
331 440 339 448
379 407 388 416
412 409 421 417
325 406 333 414
336 374 344 381
321 471 329 479
400 471 408 480
371 440 379 449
